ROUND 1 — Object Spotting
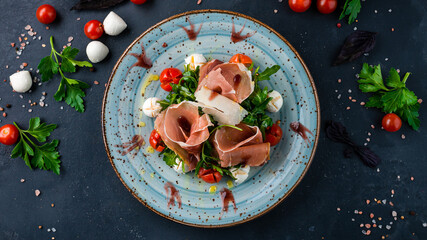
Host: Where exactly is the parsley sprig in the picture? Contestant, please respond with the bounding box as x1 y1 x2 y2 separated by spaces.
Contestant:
339 0 361 24
11 117 61 175
241 65 280 137
358 63 421 130
38 36 93 112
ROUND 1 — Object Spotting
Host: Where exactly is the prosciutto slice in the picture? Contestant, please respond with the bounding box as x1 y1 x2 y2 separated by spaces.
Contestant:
154 101 213 170
197 62 254 103
199 59 223 80
212 123 270 167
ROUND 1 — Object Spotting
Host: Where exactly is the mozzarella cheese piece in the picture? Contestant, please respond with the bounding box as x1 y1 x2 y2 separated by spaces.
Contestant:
103 11 127 36
142 97 162 118
266 90 283 112
86 41 109 63
230 165 250 185
9 71 32 93
173 158 190 173
185 54 207 70
195 86 248 125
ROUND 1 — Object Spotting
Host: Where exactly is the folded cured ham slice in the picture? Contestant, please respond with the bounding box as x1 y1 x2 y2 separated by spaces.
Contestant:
212 123 270 167
154 101 213 170
199 59 223 80
197 62 254 103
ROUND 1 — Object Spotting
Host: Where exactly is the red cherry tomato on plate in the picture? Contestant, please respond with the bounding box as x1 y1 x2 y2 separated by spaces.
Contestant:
317 0 337 14
84 20 104 40
0 124 20 146
198 168 222 183
149 130 165 152
229 54 253 68
288 0 312 13
130 0 147 4
265 123 283 146
159 68 183 91
36 4 57 24
382 113 402 132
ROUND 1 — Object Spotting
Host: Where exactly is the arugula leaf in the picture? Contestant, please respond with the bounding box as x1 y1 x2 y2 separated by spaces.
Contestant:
37 36 92 112
160 147 179 167
339 0 361 24
357 63 421 130
11 118 61 174
256 65 280 82
195 140 236 180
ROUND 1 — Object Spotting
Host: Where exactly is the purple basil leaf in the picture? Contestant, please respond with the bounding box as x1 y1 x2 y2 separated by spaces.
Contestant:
333 30 377 66
71 0 126 10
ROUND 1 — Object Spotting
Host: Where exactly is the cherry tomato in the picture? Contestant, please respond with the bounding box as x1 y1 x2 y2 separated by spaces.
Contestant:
288 0 312 13
131 0 147 4
382 113 402 132
84 20 104 40
229 54 253 68
0 124 20 146
198 168 222 183
159 68 183 91
317 0 337 14
265 123 283 146
149 130 165 152
36 4 57 24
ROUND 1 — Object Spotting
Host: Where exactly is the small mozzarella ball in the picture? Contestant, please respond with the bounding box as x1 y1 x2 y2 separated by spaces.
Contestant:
173 158 189 173
86 41 109 63
9 71 32 93
142 97 162 118
103 11 127 36
267 90 283 112
185 54 206 70
230 165 250 185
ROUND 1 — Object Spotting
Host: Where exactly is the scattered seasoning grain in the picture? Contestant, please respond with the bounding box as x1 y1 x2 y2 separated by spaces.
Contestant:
370 213 374 218
418 99 423 104
0 107 3 111
35 189 41 196
360 101 365 106
401 134 406 140
20 179 25 183
94 81 99 85
68 36 74 42
365 224 371 229
46 26 49 30
392 211 397 217
2 112 6 117
410 176 414 181
38 225 42 229
197 0 202 4
337 78 342 83
273 9 278 14
42 44 46 48
11 43 15 47
346 106 350 110
352 99 357 102
400 216 404 220
371 125 375 129
337 208 341 211
366 199 370 204
391 28 395 32
51 203 55 207
337 23 342 28
366 230 371 235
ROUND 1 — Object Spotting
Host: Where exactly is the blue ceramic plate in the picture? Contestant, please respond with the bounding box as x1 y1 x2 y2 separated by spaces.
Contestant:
102 10 320 227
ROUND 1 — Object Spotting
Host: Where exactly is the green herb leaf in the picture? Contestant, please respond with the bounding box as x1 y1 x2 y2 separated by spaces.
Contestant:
11 118 61 174
38 56 59 82
160 147 179 167
358 64 389 92
256 65 280 82
37 36 92 112
339 0 361 24
358 63 421 130
32 140 61 175
24 117 57 142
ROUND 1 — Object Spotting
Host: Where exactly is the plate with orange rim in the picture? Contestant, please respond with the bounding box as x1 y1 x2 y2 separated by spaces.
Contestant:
102 9 320 227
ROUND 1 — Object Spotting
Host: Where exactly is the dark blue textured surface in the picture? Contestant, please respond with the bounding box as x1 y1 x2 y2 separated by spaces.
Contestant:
0 1 426 239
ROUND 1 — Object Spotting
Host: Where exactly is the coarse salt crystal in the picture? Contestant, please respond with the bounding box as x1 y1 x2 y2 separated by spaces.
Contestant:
401 134 406 139
20 179 25 183
392 211 397 217
274 9 278 13
68 36 74 42
376 168 380 172
386 225 391 230
423 222 427 227
35 189 41 196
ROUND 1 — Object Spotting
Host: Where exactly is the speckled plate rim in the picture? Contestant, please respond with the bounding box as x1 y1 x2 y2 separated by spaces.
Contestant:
102 9 320 228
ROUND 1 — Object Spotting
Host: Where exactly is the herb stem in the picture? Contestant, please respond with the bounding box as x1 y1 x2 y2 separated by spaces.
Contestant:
402 72 411 84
